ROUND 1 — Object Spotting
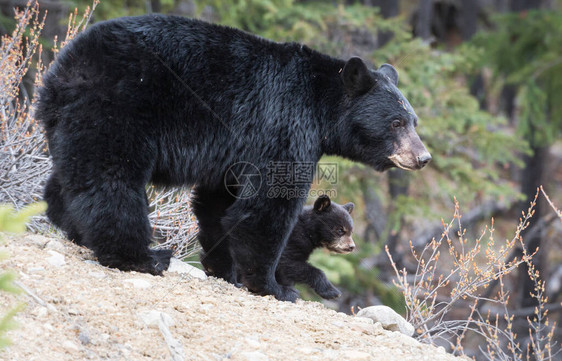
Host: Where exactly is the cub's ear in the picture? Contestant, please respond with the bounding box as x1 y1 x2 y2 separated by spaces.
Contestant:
314 195 331 212
379 63 398 86
343 202 354 214
341 57 375 96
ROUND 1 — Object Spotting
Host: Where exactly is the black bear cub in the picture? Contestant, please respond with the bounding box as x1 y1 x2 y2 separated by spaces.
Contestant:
276 195 355 300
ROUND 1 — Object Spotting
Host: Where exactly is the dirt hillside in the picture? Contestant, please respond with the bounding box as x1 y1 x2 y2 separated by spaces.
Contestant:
1 233 465 361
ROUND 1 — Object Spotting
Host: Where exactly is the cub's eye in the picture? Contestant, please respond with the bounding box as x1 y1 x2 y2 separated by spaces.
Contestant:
392 119 402 129
337 227 346 236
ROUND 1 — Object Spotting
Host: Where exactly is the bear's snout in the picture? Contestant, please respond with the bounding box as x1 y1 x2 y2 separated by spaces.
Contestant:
329 236 356 254
389 125 431 170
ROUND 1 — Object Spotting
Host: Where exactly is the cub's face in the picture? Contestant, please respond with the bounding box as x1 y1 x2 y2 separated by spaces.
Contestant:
312 196 355 254
340 58 431 172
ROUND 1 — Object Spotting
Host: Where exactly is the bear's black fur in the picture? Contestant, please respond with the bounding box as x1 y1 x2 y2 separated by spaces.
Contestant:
36 15 431 302
276 195 355 300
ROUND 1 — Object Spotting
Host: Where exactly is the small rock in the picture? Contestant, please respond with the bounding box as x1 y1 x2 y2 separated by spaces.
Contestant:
356 305 415 337
31 307 48 318
123 278 151 289
67 308 81 316
27 266 45 273
331 321 346 328
45 239 66 252
79 330 90 345
398 333 421 348
167 258 207 279
353 317 374 324
236 351 268 361
244 336 261 348
296 347 320 355
84 260 100 266
62 340 80 352
138 310 174 328
340 350 371 361
25 234 50 247
88 271 106 279
47 250 66 267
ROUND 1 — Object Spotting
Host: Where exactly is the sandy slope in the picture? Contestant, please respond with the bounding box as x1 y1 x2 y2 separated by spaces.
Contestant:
0 233 464 361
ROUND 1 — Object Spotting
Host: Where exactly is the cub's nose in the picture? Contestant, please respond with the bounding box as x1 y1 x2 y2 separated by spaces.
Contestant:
345 244 356 252
417 153 432 168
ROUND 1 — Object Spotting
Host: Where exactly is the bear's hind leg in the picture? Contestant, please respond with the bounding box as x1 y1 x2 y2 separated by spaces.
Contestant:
69 181 170 275
44 173 83 244
192 186 237 283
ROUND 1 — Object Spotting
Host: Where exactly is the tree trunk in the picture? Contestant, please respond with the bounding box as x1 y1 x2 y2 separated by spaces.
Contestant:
149 0 162 13
385 169 410 256
518 145 549 308
376 0 400 47
460 0 479 40
415 0 433 41
361 178 387 244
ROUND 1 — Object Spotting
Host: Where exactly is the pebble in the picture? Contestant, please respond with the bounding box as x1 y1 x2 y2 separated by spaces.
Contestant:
31 307 48 318
138 310 175 328
331 321 346 328
167 258 207 279
88 271 106 279
244 336 261 348
356 305 415 337
44 239 66 252
123 278 151 289
25 234 50 247
47 250 66 267
236 351 268 361
62 340 80 352
296 347 320 355
79 330 90 345
340 350 372 360
27 266 45 273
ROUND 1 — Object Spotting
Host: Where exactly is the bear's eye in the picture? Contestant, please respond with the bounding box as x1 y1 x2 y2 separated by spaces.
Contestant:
337 227 346 236
391 119 402 129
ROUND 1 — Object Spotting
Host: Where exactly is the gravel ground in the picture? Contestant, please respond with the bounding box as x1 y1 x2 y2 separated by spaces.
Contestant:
0 233 466 361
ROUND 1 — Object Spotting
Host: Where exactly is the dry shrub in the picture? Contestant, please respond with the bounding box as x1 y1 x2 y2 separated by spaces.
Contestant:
0 1 199 257
0 1 47 228
147 186 199 259
387 189 560 360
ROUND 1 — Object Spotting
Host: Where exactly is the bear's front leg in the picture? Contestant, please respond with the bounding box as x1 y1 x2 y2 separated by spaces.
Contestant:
292 263 342 300
192 186 237 284
222 195 304 302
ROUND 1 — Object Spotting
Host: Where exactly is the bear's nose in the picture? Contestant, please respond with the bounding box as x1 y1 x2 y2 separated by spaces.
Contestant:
417 153 432 168
345 244 355 252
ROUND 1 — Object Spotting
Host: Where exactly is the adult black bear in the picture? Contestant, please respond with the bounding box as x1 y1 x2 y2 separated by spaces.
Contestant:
36 15 431 302
276 195 355 300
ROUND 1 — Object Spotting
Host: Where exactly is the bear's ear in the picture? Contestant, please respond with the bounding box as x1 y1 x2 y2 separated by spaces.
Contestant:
343 202 354 214
379 63 398 86
314 195 331 212
341 57 375 96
